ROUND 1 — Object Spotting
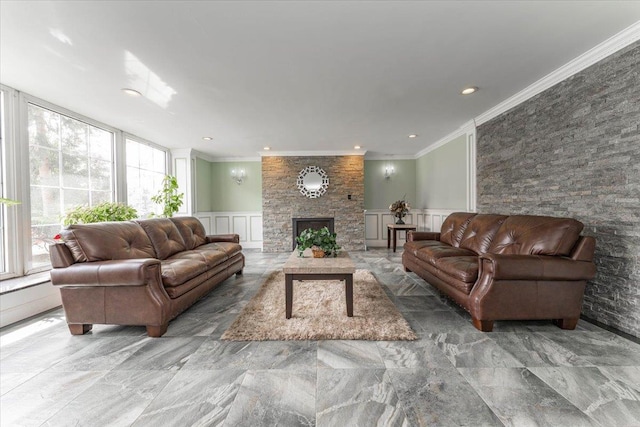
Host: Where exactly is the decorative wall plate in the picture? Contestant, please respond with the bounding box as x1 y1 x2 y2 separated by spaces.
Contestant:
297 166 329 198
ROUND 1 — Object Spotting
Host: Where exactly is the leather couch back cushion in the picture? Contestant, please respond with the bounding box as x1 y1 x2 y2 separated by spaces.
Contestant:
440 212 477 247
488 215 584 256
61 222 156 262
136 218 187 260
170 217 207 250
459 214 508 254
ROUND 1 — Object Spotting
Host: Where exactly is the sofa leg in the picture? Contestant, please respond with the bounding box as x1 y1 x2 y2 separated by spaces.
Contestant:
68 323 92 335
146 323 168 337
236 269 243 276
404 266 411 272
553 318 579 330
472 318 494 332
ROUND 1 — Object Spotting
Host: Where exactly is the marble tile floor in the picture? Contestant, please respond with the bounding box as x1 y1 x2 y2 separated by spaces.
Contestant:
2 249 640 427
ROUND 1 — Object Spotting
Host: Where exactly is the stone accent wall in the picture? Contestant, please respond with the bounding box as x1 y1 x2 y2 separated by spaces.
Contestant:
262 156 365 252
476 42 640 337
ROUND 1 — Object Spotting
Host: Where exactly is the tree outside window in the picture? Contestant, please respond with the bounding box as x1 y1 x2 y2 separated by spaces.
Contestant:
28 104 114 270
126 139 166 218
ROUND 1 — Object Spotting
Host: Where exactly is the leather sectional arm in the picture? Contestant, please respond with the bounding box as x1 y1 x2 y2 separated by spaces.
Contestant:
206 234 240 244
50 242 75 268
479 253 596 281
50 258 161 287
408 232 440 242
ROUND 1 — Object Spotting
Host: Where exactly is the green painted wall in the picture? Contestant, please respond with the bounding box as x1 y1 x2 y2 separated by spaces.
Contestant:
364 159 416 209
195 157 212 212
210 161 262 211
415 134 467 209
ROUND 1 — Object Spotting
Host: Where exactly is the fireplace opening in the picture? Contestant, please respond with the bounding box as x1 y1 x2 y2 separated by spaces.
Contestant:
292 217 335 250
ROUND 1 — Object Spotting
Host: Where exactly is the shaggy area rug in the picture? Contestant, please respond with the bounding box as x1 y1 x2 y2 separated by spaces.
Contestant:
221 269 417 341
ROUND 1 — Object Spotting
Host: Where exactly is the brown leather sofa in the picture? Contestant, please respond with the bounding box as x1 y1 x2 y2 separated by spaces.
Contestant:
49 217 244 337
403 212 596 332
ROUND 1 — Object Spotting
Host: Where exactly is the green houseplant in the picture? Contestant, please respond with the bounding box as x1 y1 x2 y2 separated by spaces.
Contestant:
62 202 138 226
151 175 184 218
295 227 341 258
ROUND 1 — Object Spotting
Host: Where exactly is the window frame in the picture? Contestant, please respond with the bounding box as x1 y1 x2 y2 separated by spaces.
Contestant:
0 85 172 280
22 94 122 274
124 134 170 216
0 85 20 280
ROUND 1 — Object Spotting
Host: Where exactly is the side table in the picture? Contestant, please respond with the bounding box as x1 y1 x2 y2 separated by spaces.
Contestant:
387 224 417 252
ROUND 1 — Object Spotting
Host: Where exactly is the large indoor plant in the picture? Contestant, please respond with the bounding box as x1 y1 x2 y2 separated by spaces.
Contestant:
62 201 138 226
295 227 341 257
151 175 184 218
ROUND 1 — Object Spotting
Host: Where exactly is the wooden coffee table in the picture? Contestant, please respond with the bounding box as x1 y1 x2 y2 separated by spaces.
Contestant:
283 250 356 319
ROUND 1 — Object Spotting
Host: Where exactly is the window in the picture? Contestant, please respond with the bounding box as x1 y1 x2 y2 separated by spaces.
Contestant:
0 90 7 275
28 103 114 270
126 138 167 217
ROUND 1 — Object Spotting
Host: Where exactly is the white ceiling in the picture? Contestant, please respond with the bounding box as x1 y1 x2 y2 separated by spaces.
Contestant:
1 1 639 159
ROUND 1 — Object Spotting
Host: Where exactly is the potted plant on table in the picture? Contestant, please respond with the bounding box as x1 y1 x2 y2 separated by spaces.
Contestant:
295 227 341 258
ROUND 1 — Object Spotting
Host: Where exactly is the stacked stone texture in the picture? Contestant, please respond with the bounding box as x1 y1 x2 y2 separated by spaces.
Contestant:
262 156 365 253
477 42 640 337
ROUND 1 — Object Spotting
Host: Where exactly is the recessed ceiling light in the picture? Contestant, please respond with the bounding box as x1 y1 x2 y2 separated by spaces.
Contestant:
461 87 478 95
121 88 142 97
408 134 418 139
354 145 361 150
202 136 213 141
263 146 271 151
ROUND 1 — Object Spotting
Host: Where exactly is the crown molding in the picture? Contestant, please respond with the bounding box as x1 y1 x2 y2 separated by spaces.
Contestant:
414 120 475 159
475 21 640 126
259 150 366 157
207 156 261 163
191 149 217 162
364 153 417 161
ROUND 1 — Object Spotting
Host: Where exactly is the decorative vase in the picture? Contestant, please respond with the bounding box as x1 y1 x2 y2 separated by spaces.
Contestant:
312 248 325 258
395 213 405 224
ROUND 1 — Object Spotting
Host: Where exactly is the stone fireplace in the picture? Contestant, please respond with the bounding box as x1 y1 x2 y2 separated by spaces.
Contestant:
262 155 365 252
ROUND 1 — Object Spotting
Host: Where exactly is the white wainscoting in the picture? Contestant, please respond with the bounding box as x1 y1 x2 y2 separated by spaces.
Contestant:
364 208 460 248
0 282 62 328
195 209 463 250
194 212 263 249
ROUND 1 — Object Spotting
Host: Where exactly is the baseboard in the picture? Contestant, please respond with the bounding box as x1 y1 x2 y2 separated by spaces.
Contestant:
580 315 639 344
0 282 62 328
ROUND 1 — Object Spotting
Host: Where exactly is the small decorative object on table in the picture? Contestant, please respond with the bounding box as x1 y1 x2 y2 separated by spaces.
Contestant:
389 197 410 224
295 227 341 257
311 247 325 258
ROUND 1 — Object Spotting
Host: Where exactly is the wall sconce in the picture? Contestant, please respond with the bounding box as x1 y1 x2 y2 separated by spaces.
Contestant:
384 164 395 180
231 168 245 185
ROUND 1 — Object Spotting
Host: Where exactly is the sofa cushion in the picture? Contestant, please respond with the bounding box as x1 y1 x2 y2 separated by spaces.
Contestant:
432 267 476 295
435 256 479 284
403 240 442 257
440 212 477 247
160 257 209 287
137 218 187 260
168 247 228 269
415 244 476 267
61 222 155 263
163 272 210 299
488 215 584 256
163 262 229 298
170 217 207 250
198 242 242 258
459 214 509 254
